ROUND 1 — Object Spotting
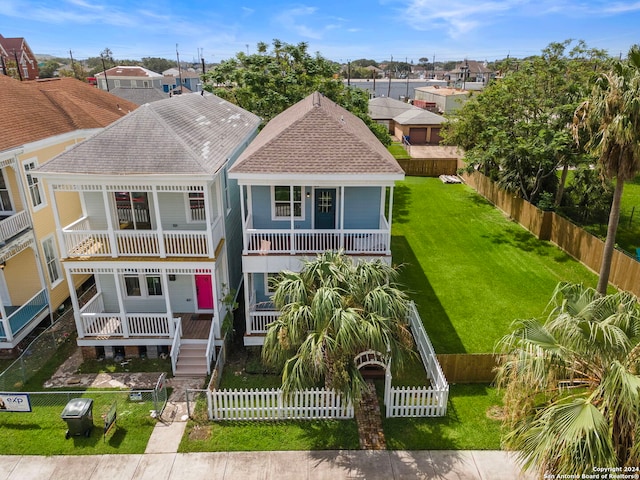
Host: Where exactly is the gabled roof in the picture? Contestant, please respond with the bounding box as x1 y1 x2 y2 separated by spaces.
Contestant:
394 109 445 126
37 92 261 177
109 87 169 105
230 92 404 178
0 76 138 152
95 66 163 78
369 97 416 120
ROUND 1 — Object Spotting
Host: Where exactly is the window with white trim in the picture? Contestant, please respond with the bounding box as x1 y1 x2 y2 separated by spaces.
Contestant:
124 274 162 297
186 191 205 222
0 170 13 213
272 186 303 220
42 236 61 285
23 160 45 209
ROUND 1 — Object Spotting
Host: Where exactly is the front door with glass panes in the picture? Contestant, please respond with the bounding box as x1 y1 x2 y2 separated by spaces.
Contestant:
314 188 336 229
114 192 151 230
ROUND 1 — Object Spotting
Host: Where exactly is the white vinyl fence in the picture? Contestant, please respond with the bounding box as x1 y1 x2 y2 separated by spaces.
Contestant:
192 301 447 420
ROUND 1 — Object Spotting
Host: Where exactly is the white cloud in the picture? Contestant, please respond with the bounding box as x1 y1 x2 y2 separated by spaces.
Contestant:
273 5 348 40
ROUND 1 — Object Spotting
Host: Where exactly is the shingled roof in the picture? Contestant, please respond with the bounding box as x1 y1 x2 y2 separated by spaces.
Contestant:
230 92 403 178
0 76 138 152
37 92 261 177
393 108 445 125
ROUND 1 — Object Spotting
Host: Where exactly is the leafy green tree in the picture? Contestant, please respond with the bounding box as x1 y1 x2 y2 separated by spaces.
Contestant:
59 62 89 81
38 59 60 78
496 282 640 476
141 57 175 74
262 251 414 401
561 166 613 224
574 45 640 295
202 39 389 145
443 40 605 205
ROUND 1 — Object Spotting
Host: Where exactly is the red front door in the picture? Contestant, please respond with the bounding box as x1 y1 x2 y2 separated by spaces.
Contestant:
195 275 213 310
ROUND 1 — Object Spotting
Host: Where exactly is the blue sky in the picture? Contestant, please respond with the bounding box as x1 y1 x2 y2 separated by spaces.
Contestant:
0 0 638 63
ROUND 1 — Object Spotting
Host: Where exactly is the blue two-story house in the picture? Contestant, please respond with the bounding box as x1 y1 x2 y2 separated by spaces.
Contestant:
228 92 405 345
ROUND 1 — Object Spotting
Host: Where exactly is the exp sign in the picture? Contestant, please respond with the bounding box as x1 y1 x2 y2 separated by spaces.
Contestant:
0 393 32 412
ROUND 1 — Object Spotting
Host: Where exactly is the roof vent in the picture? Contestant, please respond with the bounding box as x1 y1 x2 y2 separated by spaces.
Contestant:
312 91 321 107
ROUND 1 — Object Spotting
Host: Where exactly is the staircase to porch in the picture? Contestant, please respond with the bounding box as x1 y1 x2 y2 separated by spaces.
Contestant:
173 343 208 377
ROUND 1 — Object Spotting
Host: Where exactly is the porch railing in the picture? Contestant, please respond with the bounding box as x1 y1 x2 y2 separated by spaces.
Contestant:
170 318 182 375
80 312 173 338
244 229 389 255
62 217 212 258
0 211 30 244
248 310 281 335
205 316 217 375
0 289 48 341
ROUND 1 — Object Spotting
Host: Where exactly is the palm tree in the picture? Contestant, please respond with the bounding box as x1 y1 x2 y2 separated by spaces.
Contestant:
496 282 640 476
574 45 640 295
261 250 414 401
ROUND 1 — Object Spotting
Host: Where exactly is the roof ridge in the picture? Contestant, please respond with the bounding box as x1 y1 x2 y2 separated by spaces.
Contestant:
146 98 211 169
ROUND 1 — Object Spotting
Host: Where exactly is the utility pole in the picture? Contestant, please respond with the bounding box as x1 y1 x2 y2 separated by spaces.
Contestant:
176 44 183 94
405 56 409 99
387 55 392 97
69 50 77 80
100 54 109 91
347 60 351 87
13 51 23 81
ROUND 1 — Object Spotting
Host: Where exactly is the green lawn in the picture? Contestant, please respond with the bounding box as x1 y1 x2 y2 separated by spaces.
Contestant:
383 384 503 450
392 177 599 353
388 142 410 159
0 391 156 455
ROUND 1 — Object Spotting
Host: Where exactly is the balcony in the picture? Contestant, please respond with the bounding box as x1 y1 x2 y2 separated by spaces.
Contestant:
78 292 176 339
0 211 30 245
61 216 224 258
243 216 391 256
0 289 48 342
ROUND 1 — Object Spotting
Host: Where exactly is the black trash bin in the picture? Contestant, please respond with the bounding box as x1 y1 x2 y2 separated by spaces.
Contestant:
61 398 93 439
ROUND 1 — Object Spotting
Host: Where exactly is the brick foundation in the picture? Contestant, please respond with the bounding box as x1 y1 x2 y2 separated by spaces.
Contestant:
81 346 98 360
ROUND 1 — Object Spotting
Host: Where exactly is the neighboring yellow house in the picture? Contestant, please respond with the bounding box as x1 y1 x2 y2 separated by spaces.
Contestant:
0 75 136 356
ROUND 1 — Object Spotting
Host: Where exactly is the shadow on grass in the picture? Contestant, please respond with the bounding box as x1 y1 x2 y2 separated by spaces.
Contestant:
392 183 411 224
484 226 573 263
392 235 465 353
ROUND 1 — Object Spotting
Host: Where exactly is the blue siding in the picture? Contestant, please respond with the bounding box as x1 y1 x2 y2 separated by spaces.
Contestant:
250 186 311 229
344 187 382 229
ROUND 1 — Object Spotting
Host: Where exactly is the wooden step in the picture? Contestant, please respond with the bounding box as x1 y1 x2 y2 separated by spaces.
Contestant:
174 344 208 376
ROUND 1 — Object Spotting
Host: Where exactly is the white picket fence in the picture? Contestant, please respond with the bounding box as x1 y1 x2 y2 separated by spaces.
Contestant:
197 301 447 421
209 387 353 420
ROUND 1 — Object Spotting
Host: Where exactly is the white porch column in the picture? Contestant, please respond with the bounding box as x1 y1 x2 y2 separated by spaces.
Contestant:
211 262 221 339
151 188 166 258
0 271 11 340
65 267 84 339
244 272 252 335
204 183 215 259
112 269 130 338
162 269 174 336
102 187 118 258
340 186 345 250
238 184 247 253
290 186 295 255
387 186 394 254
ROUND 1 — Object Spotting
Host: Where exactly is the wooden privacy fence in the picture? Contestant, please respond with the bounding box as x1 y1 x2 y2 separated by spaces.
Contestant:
462 171 640 298
396 158 458 177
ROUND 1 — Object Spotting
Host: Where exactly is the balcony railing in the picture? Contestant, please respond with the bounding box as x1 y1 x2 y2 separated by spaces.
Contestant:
0 211 30 244
244 229 389 255
62 216 212 258
80 311 175 338
0 289 48 341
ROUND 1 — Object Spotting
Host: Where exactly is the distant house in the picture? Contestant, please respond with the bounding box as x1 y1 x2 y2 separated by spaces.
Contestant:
162 68 203 94
393 109 445 145
368 97 416 133
414 86 470 114
34 93 260 374
0 34 38 80
0 76 136 355
448 60 494 90
229 92 404 346
95 66 163 91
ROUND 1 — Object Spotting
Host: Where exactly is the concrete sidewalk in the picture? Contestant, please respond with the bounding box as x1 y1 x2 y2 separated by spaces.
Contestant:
0 450 534 479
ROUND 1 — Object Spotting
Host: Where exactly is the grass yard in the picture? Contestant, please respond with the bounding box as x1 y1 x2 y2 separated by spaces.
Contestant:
382 384 503 450
392 177 599 353
388 142 411 159
0 391 156 455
